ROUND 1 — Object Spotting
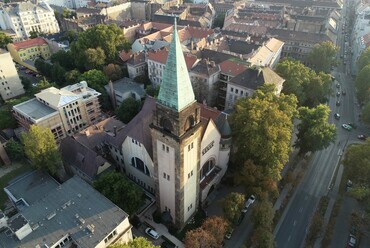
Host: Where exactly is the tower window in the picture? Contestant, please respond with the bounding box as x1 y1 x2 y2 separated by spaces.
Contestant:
161 117 173 133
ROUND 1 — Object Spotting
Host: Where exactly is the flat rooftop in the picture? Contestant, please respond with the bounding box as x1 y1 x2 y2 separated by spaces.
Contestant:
0 176 129 248
13 98 57 121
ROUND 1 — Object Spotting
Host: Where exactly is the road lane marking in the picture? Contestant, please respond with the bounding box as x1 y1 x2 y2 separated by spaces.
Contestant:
288 235 291 242
293 220 297 226
299 207 303 213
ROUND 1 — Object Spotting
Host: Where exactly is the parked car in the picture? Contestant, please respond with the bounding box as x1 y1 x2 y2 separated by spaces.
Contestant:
357 134 367 140
242 195 256 213
224 228 234 240
336 100 341 106
336 83 341 88
236 213 245 226
337 92 341 97
347 234 356 247
342 90 346 95
342 124 352 131
348 123 357 129
145 228 160 240
334 113 340 120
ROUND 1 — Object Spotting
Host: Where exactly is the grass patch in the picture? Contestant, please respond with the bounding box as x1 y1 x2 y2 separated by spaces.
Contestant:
0 163 31 208
175 209 206 241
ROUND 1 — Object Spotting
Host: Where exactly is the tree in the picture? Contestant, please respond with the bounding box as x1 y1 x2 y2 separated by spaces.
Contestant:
251 200 274 229
63 29 78 43
201 216 228 246
0 31 12 48
50 50 75 70
276 59 332 107
357 47 370 72
250 227 275 248
230 84 298 180
307 41 338 73
5 140 24 161
184 228 217 248
71 24 128 68
361 102 370 125
94 171 145 215
78 69 109 92
65 69 81 84
29 31 44 39
355 64 370 105
21 125 61 175
20 76 32 92
192 77 209 104
84 47 106 70
115 98 142 123
222 192 245 224
212 13 225 29
51 63 66 86
343 141 370 187
103 63 123 81
146 85 160 98
0 109 17 129
109 237 159 248
31 79 54 94
295 105 336 154
35 59 52 78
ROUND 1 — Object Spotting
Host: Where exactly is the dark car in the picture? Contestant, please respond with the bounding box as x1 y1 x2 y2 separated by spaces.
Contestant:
336 100 341 106
236 213 245 226
336 92 341 97
336 83 341 88
358 134 367 140
342 90 346 95
334 113 340 120
348 123 357 129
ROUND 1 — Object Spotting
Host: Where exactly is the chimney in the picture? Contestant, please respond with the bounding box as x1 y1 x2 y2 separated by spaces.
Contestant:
113 126 117 137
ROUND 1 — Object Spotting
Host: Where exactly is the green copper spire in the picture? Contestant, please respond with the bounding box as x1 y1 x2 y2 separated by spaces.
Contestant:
157 18 195 112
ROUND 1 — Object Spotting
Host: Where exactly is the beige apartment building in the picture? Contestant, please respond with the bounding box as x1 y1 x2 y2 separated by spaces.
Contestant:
0 49 25 101
13 81 101 140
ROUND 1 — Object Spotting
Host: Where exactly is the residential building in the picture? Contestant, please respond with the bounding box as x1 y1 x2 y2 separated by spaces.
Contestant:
189 59 220 106
104 78 146 108
47 0 89 9
1 171 133 247
224 66 284 110
102 21 231 228
0 49 25 101
12 81 102 141
127 53 147 79
0 1 60 40
352 32 370 74
147 48 199 86
7 37 51 70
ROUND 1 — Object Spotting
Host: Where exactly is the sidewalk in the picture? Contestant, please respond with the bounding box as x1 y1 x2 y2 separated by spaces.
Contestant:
140 204 184 248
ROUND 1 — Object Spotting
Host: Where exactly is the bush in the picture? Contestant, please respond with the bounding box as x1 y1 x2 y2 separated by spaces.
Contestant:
152 210 161 223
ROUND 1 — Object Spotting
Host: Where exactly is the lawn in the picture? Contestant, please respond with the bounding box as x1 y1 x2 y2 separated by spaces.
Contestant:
0 163 31 209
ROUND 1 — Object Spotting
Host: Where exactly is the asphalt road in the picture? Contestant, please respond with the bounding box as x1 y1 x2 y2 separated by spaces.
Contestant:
274 1 367 247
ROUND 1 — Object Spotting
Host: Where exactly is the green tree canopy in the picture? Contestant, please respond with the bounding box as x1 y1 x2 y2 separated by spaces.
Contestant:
355 64 370 105
250 226 275 248
71 24 128 68
50 63 66 86
307 41 338 73
212 13 225 29
222 192 245 224
93 171 145 215
251 200 274 230
65 69 81 84
362 102 370 125
276 59 332 107
295 104 336 154
230 84 298 179
50 50 75 71
357 47 370 72
0 31 12 48
84 47 106 70
0 109 17 129
78 69 109 92
5 140 24 161
35 58 53 78
21 125 61 175
145 85 160 98
343 141 370 187
103 63 123 81
109 237 159 248
115 98 142 123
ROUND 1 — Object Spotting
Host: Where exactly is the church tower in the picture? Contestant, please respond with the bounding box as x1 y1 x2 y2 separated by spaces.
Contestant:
150 19 202 228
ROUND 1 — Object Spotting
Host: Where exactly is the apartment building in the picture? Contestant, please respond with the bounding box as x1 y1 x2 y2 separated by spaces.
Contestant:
0 49 25 101
7 37 51 66
0 1 60 40
12 81 102 140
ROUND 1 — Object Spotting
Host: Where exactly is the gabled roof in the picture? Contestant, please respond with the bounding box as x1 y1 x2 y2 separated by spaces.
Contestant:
119 49 132 62
35 87 80 108
127 52 146 66
147 49 198 70
219 60 248 77
230 67 284 90
12 37 48 51
191 59 220 76
157 19 196 111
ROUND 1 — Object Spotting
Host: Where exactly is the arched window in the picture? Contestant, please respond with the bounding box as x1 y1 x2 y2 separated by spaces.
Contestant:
131 157 150 176
200 158 215 182
160 117 173 133
184 115 195 131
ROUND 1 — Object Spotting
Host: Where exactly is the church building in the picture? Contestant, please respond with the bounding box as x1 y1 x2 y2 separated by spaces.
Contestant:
106 20 231 228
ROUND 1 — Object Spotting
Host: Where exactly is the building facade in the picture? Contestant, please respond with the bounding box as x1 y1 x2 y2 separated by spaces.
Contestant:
0 49 25 101
0 1 60 40
12 81 102 140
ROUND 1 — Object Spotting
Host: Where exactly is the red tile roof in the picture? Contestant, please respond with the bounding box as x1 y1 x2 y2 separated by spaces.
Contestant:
219 60 248 77
147 49 198 70
199 103 221 122
119 49 132 62
12 37 48 51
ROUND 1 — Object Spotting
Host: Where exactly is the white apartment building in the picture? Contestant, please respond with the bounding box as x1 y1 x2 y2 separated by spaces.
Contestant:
13 81 101 140
0 49 25 101
0 1 60 40
45 0 88 9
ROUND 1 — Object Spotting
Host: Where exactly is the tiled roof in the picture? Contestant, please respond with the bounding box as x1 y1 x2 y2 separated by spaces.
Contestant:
127 52 146 66
119 49 132 62
230 67 284 90
12 37 48 51
191 59 220 76
219 60 248 76
147 49 198 70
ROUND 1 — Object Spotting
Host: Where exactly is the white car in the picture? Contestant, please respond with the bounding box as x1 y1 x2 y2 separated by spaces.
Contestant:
241 195 256 213
145 228 160 240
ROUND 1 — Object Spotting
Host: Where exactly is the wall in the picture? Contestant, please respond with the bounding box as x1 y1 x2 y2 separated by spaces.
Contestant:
102 2 131 21
131 2 147 20
0 51 25 100
96 217 132 248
